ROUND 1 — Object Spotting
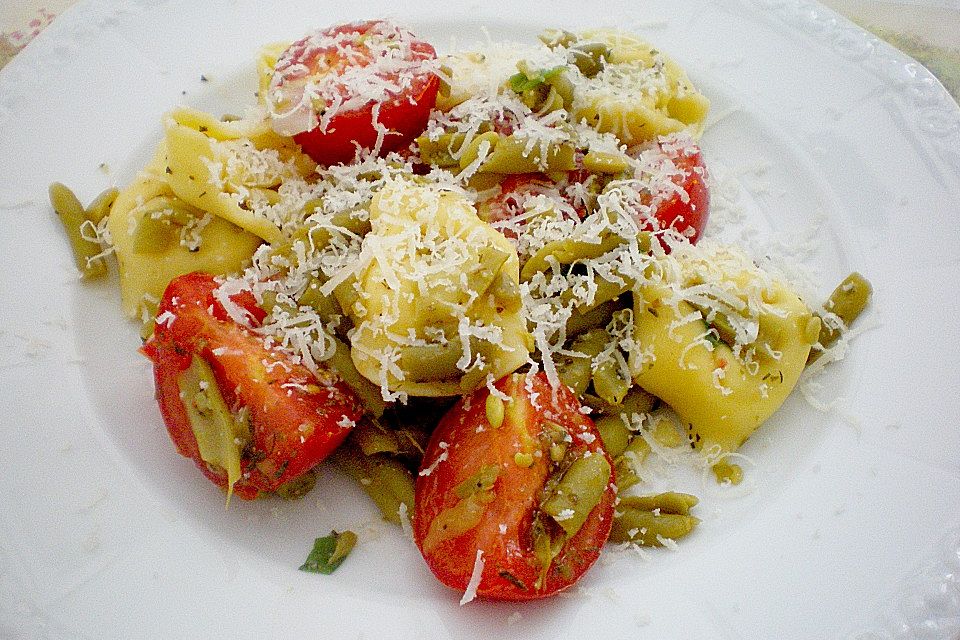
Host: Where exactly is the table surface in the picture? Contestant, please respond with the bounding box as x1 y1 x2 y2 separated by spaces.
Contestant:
1 0 958 101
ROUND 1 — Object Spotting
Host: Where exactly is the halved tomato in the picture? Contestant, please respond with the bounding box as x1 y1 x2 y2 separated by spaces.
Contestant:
413 372 615 600
631 138 709 246
268 20 439 166
143 272 363 499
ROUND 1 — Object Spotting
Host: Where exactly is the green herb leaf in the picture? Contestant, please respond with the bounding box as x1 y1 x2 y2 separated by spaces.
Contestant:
299 530 357 575
508 65 566 93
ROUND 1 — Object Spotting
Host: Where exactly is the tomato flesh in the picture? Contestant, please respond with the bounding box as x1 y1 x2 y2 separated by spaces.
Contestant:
143 272 363 498
636 140 709 246
413 372 615 600
269 20 439 166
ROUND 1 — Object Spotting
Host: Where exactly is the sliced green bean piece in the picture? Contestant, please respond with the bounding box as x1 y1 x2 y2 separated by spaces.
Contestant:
353 420 401 456
49 182 107 279
566 299 624 337
712 461 743 485
609 509 699 546
592 356 630 406
568 42 611 78
275 469 317 500
541 453 612 537
455 464 500 499
521 233 623 281
808 272 872 363
331 445 415 525
619 492 698 515
299 530 357 574
326 337 387 418
594 415 631 458
84 187 118 224
477 135 577 174
582 151 630 174
177 356 249 501
457 131 501 170
613 434 651 493
398 339 465 383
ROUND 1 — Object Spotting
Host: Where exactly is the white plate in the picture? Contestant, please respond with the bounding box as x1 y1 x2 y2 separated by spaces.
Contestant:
2 1 959 638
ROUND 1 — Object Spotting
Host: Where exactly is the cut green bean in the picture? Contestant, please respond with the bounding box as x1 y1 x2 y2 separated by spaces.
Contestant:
331 444 415 525
326 337 387 418
808 272 872 363
84 187 118 224
594 415 631 458
49 182 107 279
541 453 612 537
609 509 699 546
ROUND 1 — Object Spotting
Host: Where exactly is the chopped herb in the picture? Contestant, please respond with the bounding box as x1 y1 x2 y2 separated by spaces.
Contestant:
198 125 208 133
165 166 173 175
299 530 357 575
200 74 208 82
508 65 565 93
198 191 207 198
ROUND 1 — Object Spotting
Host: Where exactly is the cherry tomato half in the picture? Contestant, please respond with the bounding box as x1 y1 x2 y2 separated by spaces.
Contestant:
633 139 710 246
268 20 439 166
413 372 615 600
143 272 363 499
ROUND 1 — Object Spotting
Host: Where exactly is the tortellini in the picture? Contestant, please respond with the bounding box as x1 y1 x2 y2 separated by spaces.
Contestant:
342 179 531 397
571 29 710 144
629 247 820 453
163 107 315 244
107 144 262 318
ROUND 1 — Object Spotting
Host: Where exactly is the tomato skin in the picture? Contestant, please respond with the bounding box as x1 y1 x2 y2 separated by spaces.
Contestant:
271 21 439 166
413 373 615 601
143 272 363 498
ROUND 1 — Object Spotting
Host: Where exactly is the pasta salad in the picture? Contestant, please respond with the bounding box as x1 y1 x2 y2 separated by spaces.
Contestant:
49 20 871 602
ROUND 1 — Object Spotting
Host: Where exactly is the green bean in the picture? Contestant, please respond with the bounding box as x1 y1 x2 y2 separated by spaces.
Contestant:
132 196 203 254
613 435 650 492
353 420 401 456
485 393 505 428
326 337 387 418
521 233 623 282
331 444 415 525
559 276 631 310
566 299 623 337
457 131 501 170
582 151 630 175
581 384 658 417
712 461 743 485
298 276 345 325
568 42 610 78
620 492 698 515
455 464 500 499
541 453 612 537
594 415 631 457
49 183 107 279
466 133 577 174
84 187 118 224
398 340 464 383
177 355 249 499
609 509 699 546
557 329 608 395
592 356 630 406
274 469 318 500
808 272 872 363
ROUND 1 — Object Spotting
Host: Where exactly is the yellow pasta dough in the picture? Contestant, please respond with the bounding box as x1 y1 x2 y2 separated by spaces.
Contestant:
630 251 820 453
343 179 531 397
108 144 262 318
572 29 709 144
